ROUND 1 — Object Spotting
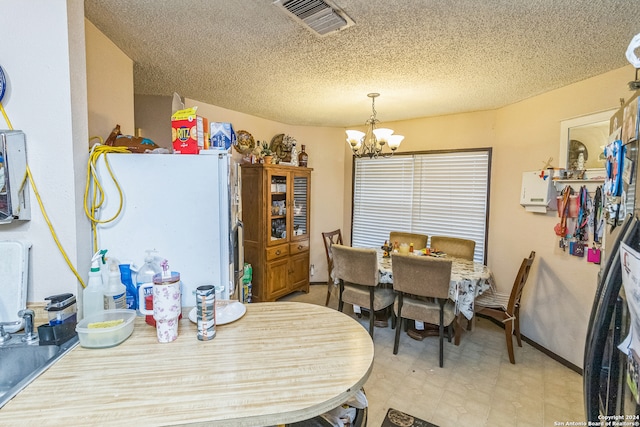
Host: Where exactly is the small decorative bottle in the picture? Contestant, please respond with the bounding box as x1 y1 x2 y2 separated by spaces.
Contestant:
298 144 309 167
409 243 414 253
290 143 299 166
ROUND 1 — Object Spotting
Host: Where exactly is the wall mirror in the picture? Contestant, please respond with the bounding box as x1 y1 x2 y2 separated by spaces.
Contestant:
559 109 617 173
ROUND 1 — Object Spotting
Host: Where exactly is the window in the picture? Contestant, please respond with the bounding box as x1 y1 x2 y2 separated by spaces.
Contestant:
351 149 491 263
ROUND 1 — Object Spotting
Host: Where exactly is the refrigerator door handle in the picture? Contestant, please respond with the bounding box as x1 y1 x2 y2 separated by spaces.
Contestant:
236 220 244 273
234 220 245 299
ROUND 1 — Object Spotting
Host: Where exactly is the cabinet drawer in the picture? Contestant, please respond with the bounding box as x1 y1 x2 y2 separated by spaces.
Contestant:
289 240 309 255
266 244 289 261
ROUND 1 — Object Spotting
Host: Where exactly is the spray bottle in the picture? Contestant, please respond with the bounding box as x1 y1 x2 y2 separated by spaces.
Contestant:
99 250 110 287
104 259 127 310
83 250 106 319
119 263 138 310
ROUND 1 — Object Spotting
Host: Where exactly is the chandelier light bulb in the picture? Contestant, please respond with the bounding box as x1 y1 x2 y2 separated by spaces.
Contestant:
387 135 404 151
373 128 394 144
346 130 365 148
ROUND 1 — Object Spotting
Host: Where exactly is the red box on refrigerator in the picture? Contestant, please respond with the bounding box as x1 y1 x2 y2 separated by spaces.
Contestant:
172 116 209 154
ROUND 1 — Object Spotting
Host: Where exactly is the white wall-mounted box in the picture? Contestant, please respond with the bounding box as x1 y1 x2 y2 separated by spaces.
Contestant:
520 171 557 213
0 130 31 223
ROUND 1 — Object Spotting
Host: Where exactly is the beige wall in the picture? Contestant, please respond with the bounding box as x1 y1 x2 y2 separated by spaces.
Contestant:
87 18 635 367
491 67 627 368
348 66 632 368
86 19 134 141
134 94 173 148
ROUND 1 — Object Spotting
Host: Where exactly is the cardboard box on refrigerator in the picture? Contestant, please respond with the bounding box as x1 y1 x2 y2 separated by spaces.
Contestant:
209 122 236 150
171 108 209 154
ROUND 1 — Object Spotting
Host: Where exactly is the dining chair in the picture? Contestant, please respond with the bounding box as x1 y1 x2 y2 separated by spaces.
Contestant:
331 244 395 338
321 229 343 307
391 253 456 367
389 231 428 249
430 236 476 260
474 251 536 364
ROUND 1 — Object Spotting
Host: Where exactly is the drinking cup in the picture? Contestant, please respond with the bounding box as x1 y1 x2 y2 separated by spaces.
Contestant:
138 272 181 343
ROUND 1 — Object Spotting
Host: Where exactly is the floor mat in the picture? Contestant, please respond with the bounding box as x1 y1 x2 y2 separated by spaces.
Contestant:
381 408 438 427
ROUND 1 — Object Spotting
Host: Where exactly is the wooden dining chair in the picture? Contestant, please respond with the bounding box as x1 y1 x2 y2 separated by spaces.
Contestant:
391 254 456 367
389 231 428 249
474 251 536 364
321 229 343 307
430 236 476 260
331 244 395 338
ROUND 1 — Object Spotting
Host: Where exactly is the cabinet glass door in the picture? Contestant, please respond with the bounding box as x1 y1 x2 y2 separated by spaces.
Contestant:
292 174 309 239
269 173 287 242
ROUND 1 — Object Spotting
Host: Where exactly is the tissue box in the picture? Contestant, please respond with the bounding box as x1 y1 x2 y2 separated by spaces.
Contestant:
172 116 209 154
210 122 236 150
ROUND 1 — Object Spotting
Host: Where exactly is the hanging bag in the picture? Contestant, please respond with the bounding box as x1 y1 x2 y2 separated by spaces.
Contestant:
555 186 572 236
587 244 602 264
575 186 590 241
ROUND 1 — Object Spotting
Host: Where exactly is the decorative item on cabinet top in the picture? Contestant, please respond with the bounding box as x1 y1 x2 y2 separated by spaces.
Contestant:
259 141 273 157
270 134 301 165
235 132 309 167
269 133 288 163
234 130 256 155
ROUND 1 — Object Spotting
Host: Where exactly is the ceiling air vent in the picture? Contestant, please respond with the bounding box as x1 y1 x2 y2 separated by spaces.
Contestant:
274 0 354 36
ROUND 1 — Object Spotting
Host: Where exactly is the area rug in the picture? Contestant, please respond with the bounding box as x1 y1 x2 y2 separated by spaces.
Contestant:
381 408 439 427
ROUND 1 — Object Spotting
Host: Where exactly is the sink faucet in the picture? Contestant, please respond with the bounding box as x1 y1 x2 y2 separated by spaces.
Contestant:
0 320 21 344
0 324 12 343
18 309 38 344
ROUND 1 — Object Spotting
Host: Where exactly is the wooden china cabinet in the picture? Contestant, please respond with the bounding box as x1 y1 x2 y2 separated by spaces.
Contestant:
241 163 312 302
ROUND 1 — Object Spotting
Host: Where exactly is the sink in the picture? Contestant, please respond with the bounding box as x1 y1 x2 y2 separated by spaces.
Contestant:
0 334 79 408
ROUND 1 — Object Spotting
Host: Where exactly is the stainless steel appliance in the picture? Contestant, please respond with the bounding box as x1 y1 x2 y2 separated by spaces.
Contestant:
584 136 640 420
93 149 243 305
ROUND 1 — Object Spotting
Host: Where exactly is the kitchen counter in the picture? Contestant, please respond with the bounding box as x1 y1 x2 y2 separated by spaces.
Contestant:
0 302 374 426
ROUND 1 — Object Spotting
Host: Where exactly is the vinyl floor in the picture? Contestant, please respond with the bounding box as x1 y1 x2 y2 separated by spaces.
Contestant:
281 284 584 427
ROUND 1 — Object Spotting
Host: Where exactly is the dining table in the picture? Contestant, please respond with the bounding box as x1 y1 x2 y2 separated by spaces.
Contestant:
0 302 374 427
376 249 495 345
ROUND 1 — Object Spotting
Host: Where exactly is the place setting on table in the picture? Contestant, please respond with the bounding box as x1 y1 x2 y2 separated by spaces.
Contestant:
377 239 495 345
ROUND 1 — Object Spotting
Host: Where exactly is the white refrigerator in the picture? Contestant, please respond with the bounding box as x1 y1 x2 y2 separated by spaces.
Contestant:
93 150 243 306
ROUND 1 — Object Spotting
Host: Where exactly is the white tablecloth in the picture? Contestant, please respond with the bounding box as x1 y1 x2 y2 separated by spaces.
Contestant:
376 250 495 320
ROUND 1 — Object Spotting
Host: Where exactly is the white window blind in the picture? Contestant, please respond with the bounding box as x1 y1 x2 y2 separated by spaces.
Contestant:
352 149 491 262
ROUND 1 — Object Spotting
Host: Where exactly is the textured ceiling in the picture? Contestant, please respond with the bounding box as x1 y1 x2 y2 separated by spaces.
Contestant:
84 0 640 127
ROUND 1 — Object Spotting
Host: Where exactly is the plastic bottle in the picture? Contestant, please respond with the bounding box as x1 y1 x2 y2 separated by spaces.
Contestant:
136 250 162 320
83 250 106 319
104 261 127 310
119 264 137 310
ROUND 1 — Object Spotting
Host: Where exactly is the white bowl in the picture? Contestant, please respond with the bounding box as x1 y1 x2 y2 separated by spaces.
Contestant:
75 309 136 348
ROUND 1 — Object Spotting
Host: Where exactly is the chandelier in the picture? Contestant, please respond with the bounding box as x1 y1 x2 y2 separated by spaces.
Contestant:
345 93 404 158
